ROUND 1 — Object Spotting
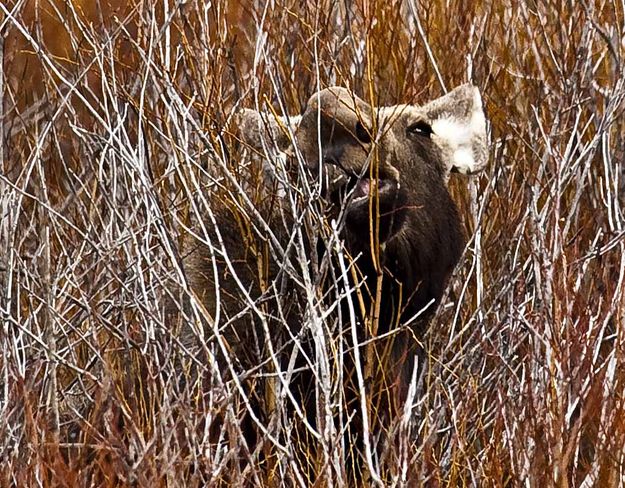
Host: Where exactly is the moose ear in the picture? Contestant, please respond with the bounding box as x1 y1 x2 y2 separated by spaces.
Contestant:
234 108 301 153
422 84 488 176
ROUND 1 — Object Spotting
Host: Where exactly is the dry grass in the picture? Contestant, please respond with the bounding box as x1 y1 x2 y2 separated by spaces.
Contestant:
2 0 625 486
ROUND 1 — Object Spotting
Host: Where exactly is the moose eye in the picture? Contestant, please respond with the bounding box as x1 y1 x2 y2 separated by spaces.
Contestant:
355 121 372 144
407 120 433 138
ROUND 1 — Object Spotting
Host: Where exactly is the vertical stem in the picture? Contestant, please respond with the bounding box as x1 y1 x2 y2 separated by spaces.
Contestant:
43 224 60 445
0 20 4 174
0 7 7 442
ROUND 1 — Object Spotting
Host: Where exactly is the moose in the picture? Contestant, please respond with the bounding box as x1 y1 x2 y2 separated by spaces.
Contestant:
179 83 488 477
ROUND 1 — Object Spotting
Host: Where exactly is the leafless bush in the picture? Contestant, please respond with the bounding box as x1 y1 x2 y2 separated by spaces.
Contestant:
1 0 625 486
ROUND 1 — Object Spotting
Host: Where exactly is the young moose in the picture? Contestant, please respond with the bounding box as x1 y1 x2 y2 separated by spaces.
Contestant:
181 84 487 477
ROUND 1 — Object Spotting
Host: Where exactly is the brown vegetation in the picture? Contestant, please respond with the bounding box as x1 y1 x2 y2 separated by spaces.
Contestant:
2 0 625 486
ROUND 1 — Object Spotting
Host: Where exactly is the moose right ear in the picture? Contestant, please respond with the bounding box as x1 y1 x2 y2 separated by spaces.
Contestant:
422 84 488 177
234 108 301 153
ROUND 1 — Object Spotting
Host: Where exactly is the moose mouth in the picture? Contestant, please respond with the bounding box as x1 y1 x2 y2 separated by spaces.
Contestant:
344 176 398 204
319 159 401 214
323 167 408 242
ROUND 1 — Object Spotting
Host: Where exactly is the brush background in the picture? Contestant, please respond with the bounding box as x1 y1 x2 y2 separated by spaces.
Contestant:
2 0 625 486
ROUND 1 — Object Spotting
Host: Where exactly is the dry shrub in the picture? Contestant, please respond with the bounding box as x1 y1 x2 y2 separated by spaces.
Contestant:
1 0 625 486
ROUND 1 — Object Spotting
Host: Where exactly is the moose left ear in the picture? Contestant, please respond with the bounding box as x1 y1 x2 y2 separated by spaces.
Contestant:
422 84 488 176
234 108 301 153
